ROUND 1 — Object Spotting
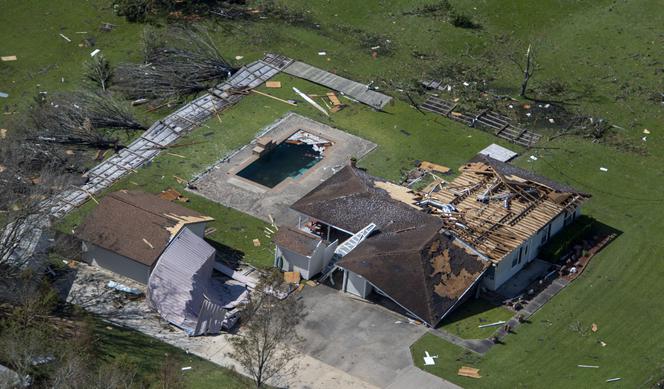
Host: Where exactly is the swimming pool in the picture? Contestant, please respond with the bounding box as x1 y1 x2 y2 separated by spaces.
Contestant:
236 140 323 188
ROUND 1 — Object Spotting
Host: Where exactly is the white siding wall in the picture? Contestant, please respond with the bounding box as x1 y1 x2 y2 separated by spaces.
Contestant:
274 241 337 280
483 207 580 291
82 242 151 284
275 247 313 279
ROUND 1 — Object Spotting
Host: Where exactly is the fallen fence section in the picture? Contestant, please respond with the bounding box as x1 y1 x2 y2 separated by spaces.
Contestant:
282 60 392 110
420 94 542 148
47 54 292 219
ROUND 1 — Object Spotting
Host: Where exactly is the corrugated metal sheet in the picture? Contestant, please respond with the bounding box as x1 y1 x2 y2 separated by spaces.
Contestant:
148 228 221 335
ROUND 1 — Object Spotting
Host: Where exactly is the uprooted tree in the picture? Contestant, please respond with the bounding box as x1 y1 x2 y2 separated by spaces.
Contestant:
227 271 304 388
24 91 145 150
113 26 234 103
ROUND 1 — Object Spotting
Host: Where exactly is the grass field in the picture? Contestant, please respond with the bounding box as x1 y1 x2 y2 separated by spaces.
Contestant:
439 299 514 340
3 0 664 387
93 319 252 388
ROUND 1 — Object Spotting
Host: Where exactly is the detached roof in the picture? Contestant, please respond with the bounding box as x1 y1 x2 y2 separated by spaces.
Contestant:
273 226 322 256
423 156 590 262
76 190 213 266
291 164 431 234
338 231 489 326
148 228 216 333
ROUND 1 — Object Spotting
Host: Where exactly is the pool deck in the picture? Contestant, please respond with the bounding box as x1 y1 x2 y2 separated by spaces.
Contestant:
190 112 377 226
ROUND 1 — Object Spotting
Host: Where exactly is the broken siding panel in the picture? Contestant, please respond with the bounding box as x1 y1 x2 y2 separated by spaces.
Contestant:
148 228 217 334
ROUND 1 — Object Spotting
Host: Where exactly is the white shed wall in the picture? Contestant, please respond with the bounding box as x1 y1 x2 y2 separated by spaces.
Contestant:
82 242 151 284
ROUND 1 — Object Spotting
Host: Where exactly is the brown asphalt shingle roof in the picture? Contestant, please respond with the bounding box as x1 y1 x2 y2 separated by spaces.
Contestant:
76 190 212 267
291 164 435 234
273 226 322 256
291 165 489 326
338 231 489 326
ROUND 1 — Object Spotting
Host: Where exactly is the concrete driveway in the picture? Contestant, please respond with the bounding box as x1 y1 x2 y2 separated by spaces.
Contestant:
295 286 460 388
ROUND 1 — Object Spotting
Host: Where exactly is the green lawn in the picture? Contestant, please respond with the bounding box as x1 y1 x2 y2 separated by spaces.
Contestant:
93 319 252 388
4 0 664 387
439 299 514 340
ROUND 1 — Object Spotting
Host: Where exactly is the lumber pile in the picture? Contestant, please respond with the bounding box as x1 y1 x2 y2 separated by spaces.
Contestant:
457 366 481 378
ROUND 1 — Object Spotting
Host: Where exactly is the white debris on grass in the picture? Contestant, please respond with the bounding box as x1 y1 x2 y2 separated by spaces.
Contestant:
600 167 608 172
423 351 438 366
90 49 101 57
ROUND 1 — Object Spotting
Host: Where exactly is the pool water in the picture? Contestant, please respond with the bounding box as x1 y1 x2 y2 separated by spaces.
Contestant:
237 142 322 188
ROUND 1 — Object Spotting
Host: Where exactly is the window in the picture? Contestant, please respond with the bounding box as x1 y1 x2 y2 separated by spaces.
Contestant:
517 246 524 264
512 256 518 268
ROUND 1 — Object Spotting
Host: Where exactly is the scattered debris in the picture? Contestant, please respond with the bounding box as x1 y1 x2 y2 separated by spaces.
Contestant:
265 81 282 88
283 271 301 284
577 365 600 368
530 155 538 161
599 341 607 347
478 143 518 162
204 227 217 236
327 92 342 106
305 280 317 287
293 87 328 116
252 238 261 247
173 175 187 185
107 280 142 295
59 33 71 42
1 55 17 61
159 188 189 202
0 92 8 98
606 378 621 383
234 55 244 60
131 98 149 106
478 320 506 328
458 366 481 378
591 323 598 332
142 238 154 249
419 161 450 174
318 51 327 56
181 366 192 371
599 167 608 172
643 129 650 134
423 351 438 366
100 22 115 32
0 128 7 139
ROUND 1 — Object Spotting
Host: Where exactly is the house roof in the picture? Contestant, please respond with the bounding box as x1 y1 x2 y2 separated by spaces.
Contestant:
338 230 489 326
422 156 591 262
147 228 217 333
291 164 431 234
76 190 213 267
273 226 321 257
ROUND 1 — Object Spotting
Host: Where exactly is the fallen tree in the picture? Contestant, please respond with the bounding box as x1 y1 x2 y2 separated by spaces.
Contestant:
24 91 145 149
113 27 234 103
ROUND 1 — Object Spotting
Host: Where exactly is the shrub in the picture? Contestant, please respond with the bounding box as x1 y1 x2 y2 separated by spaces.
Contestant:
451 13 481 29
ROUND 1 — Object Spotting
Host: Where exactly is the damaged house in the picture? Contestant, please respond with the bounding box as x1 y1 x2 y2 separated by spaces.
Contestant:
276 164 489 326
76 190 243 335
420 155 590 290
275 157 589 326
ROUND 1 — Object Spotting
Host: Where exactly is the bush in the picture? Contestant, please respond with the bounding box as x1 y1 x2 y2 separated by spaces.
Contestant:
451 13 481 29
113 0 151 23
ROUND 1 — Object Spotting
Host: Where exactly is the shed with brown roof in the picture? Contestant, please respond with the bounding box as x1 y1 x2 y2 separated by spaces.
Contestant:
76 190 213 283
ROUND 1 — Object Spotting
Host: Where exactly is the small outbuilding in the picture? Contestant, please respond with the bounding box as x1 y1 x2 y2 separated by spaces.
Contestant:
76 190 212 283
